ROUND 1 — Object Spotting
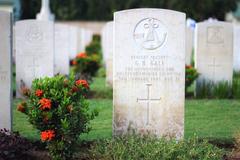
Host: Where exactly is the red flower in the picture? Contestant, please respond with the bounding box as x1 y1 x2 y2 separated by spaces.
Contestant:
75 80 89 89
186 65 193 69
35 89 44 97
39 98 52 110
41 130 55 141
72 60 77 65
76 52 87 59
71 86 78 93
17 104 25 113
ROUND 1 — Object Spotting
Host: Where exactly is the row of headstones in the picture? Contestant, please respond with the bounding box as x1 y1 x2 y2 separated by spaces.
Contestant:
101 9 238 139
0 11 93 130
14 20 93 97
102 18 238 88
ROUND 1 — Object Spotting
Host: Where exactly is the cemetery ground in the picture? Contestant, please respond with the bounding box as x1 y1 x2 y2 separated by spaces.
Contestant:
11 71 240 159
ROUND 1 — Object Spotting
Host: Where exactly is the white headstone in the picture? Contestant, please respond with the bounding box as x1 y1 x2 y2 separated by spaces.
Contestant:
54 24 70 75
0 11 12 130
186 27 193 65
69 26 78 59
16 20 54 96
113 9 185 139
85 29 93 45
36 0 55 21
77 28 86 53
234 25 240 72
77 28 93 53
105 22 113 86
195 22 233 84
101 24 108 64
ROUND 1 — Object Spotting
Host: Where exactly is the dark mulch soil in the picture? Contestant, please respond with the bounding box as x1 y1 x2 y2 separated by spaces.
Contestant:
226 152 240 160
23 150 51 160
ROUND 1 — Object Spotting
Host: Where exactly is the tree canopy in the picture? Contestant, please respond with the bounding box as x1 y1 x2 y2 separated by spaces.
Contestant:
20 0 238 21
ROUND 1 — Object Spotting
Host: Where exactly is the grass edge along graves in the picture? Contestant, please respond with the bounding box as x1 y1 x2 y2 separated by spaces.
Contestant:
11 76 240 159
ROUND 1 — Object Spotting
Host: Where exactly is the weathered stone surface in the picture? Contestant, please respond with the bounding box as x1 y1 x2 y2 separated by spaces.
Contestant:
113 9 185 139
186 27 193 65
195 22 233 84
101 23 108 63
77 28 93 53
69 26 78 59
234 25 240 71
16 20 54 96
54 24 70 75
103 21 113 86
0 11 12 130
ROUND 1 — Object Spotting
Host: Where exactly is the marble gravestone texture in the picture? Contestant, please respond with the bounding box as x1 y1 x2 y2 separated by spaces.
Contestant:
113 9 185 139
101 24 108 64
16 20 54 97
77 28 86 53
54 24 70 75
105 21 114 86
85 29 93 45
78 28 93 53
233 25 240 72
69 26 78 59
0 11 12 130
195 22 233 85
186 27 193 65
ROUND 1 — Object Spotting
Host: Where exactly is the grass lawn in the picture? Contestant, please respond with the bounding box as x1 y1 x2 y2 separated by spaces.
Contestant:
13 77 240 142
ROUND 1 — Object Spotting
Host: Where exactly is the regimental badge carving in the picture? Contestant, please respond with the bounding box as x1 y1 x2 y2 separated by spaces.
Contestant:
134 18 167 50
207 26 224 44
25 24 43 43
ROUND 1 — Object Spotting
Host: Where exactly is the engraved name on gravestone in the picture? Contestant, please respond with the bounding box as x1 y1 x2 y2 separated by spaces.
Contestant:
16 20 54 97
113 9 185 139
0 11 12 130
195 22 233 87
54 24 70 75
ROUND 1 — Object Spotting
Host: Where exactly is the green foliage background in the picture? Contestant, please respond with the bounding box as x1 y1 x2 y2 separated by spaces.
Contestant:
20 0 238 21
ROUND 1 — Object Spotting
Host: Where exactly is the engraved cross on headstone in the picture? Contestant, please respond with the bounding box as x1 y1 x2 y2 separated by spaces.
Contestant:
208 58 221 81
137 84 161 125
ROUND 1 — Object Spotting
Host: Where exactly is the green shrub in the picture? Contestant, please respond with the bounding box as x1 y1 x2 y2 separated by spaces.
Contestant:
85 34 102 56
87 135 225 160
17 75 98 160
196 80 232 99
212 81 232 98
233 71 240 99
96 67 106 78
72 52 101 78
185 65 199 91
73 35 102 78
195 71 240 99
